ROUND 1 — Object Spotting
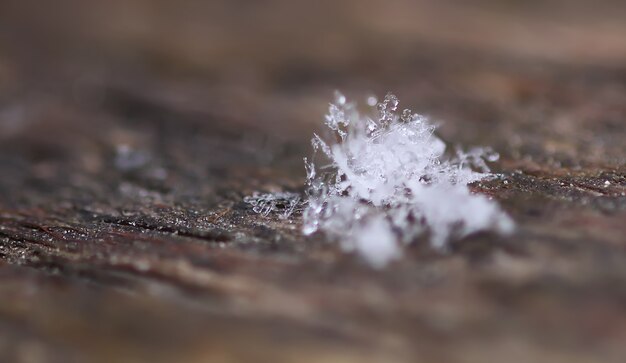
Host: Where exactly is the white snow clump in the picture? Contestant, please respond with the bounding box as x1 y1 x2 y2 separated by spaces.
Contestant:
303 92 514 267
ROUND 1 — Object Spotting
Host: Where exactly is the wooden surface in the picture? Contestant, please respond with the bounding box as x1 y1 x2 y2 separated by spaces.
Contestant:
0 1 625 362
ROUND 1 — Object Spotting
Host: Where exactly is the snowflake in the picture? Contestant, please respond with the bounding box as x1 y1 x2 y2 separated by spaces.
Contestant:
303 92 514 267
244 192 301 220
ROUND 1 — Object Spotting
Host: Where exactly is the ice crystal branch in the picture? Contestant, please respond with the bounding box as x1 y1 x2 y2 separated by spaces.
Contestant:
244 192 301 220
303 92 513 267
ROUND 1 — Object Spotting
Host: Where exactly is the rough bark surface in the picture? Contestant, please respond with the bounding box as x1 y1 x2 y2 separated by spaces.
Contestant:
0 1 625 362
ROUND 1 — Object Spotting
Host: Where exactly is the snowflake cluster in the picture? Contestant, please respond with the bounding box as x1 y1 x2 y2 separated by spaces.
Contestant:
302 92 513 267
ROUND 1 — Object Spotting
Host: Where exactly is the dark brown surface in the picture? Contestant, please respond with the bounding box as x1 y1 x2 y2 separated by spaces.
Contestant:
0 1 625 362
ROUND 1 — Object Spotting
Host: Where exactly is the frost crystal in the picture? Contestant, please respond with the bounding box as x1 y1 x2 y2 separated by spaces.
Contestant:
304 92 514 267
244 192 301 220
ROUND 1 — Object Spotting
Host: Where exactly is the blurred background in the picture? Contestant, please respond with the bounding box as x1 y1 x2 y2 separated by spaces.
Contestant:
1 0 625 177
1 1 625 363
1 0 625 168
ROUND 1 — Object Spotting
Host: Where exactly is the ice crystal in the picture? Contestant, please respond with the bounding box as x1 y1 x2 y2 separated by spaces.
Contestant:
244 192 301 220
304 92 513 267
